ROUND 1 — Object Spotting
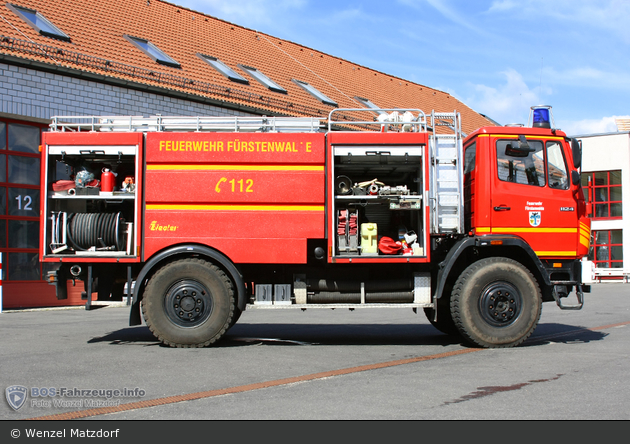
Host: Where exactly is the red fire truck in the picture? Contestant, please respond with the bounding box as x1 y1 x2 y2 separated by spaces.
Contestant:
40 106 593 348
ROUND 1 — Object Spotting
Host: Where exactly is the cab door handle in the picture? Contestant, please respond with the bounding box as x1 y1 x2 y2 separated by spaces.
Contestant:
494 206 511 211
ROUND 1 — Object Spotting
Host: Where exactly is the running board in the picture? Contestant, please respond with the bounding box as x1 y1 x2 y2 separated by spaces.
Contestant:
247 302 434 310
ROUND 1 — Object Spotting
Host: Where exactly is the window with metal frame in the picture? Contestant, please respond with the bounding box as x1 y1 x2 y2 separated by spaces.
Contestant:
239 65 285 93
355 97 388 115
124 35 180 68
292 79 337 106
581 170 622 219
588 229 623 269
0 119 50 281
7 3 70 42
198 55 248 84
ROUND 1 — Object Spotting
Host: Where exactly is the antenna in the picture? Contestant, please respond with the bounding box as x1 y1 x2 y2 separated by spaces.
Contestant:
539 57 544 96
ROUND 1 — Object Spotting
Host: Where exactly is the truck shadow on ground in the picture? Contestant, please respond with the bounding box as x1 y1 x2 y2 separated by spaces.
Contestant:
224 323 461 347
88 324 461 347
87 322 607 348
523 323 608 346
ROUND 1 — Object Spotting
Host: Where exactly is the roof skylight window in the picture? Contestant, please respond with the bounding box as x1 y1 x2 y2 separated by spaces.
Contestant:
355 96 388 115
239 65 286 94
292 79 337 106
7 4 70 42
124 35 180 68
198 54 248 84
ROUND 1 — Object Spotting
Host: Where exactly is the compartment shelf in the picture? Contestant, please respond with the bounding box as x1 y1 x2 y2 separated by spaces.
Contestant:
51 192 135 200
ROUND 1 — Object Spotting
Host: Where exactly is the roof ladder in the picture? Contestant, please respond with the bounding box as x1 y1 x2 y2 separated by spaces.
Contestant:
429 111 464 234
49 115 323 133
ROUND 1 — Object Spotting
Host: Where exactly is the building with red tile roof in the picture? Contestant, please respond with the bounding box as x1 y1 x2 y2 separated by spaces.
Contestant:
0 0 492 132
0 0 494 308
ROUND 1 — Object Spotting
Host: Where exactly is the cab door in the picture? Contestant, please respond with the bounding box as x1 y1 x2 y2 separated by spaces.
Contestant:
490 135 580 258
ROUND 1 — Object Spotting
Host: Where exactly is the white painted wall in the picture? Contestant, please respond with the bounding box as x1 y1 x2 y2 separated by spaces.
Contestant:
578 132 630 279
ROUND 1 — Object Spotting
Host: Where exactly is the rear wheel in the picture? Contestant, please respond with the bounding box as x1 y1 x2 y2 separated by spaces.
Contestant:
450 257 542 348
141 258 235 348
228 306 242 330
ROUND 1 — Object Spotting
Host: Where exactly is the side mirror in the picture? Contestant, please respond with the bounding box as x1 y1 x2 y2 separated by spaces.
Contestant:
571 170 581 186
571 138 582 169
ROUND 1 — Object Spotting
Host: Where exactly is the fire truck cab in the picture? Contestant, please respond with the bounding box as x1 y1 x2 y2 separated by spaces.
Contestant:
40 106 592 349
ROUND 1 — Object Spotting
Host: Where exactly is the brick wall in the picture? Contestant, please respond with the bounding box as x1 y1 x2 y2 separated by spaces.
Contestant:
0 62 254 119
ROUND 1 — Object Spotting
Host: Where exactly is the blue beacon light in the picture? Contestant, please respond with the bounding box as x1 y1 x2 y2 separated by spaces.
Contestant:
531 105 552 129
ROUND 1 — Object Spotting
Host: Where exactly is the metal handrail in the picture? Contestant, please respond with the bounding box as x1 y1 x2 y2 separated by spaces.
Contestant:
327 108 428 132
49 115 323 133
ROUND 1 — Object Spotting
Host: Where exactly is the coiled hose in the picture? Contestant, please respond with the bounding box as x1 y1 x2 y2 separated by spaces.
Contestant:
67 212 125 251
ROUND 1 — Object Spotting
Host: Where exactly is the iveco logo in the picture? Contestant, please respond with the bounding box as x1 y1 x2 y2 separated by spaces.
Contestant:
560 207 575 212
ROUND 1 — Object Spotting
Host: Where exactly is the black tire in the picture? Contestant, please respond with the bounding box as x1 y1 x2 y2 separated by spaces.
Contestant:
141 258 235 348
424 294 460 337
450 257 542 348
228 306 242 330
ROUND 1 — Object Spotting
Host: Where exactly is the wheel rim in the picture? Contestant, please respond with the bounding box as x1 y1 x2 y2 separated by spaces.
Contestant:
163 279 213 328
478 281 522 327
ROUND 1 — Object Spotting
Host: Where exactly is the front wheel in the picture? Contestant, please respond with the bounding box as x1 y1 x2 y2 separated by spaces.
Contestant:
141 258 235 348
450 257 542 348
424 293 460 337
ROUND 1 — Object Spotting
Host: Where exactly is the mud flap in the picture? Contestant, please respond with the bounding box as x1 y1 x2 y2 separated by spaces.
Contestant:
47 268 68 300
129 299 142 326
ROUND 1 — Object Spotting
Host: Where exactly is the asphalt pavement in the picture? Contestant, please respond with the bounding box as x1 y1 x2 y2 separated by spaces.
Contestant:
0 283 628 424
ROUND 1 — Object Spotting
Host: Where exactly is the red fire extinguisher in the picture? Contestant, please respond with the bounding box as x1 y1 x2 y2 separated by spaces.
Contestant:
101 168 116 192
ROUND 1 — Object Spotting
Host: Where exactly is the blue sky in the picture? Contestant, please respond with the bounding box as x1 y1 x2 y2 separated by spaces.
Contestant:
172 0 630 135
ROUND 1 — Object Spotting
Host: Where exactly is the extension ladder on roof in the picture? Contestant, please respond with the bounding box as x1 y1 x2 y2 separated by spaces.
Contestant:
49 115 323 133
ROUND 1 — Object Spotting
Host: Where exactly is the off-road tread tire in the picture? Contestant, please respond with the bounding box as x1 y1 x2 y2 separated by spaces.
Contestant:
141 258 235 348
228 306 242 330
450 257 542 348
424 296 460 337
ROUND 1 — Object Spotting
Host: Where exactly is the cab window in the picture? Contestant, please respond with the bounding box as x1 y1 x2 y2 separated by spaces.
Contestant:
496 139 545 187
464 142 476 174
546 141 569 189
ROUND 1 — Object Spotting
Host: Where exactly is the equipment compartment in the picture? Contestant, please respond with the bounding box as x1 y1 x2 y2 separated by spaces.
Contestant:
331 145 426 259
43 145 140 258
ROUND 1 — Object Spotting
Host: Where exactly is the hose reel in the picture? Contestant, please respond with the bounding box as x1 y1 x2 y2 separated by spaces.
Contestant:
68 212 125 251
51 212 127 253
